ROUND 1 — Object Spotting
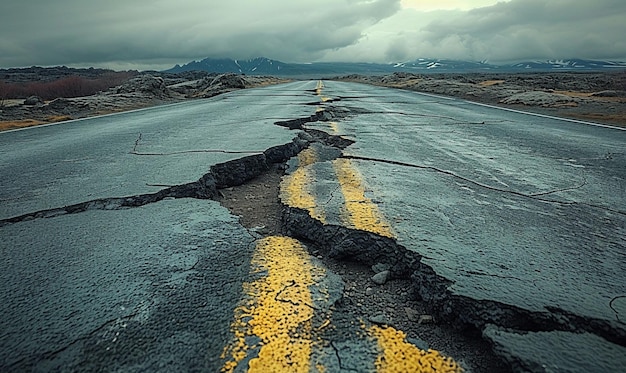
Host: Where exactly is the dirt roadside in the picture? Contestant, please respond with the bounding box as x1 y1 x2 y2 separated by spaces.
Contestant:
0 72 289 132
336 71 626 127
3 70 625 132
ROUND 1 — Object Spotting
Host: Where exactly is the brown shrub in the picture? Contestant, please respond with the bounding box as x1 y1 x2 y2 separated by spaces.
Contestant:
0 72 135 100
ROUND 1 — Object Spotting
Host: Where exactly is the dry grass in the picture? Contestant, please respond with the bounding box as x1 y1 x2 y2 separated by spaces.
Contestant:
0 119 47 131
0 99 24 108
46 115 73 122
550 102 580 108
478 80 505 87
554 90 594 98
387 78 423 88
554 90 626 103
0 115 73 132
566 112 626 126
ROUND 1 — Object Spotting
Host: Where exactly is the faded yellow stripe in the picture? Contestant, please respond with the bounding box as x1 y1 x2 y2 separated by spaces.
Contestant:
333 158 394 238
370 326 462 373
315 80 324 96
328 121 340 135
221 236 316 373
281 148 326 223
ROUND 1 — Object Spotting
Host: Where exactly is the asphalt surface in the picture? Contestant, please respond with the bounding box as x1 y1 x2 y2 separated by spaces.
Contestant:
0 84 311 220
0 82 315 371
1 199 255 371
2 79 625 372
1 81 463 372
296 81 626 371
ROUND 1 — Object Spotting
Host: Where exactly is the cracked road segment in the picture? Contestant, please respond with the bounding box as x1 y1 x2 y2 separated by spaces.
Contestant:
369 326 461 373
332 158 394 238
278 139 462 371
296 80 626 371
221 236 319 372
221 236 461 373
281 148 326 223
4 79 624 371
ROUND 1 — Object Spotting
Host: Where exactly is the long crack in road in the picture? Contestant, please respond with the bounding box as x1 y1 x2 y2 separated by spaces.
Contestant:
2 80 625 372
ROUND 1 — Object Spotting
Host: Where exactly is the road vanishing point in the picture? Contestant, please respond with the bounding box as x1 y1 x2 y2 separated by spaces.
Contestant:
1 80 625 372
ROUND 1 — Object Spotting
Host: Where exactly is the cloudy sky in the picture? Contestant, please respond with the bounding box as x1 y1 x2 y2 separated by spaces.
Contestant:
1 0 625 70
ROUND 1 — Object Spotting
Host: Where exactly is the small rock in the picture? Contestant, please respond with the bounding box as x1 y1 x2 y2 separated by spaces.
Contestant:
24 95 43 105
46 97 71 110
298 132 314 142
117 74 171 98
369 314 390 325
371 270 390 285
407 337 430 351
418 315 434 324
405 307 420 322
372 263 391 273
365 287 374 296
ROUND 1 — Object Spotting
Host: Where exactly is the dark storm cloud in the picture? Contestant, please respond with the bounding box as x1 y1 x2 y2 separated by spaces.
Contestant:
0 0 401 68
319 0 626 63
2 0 625 68
417 0 626 61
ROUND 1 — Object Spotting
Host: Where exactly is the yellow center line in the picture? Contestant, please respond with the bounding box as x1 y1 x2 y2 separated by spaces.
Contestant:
370 326 462 373
315 80 332 108
221 236 317 372
328 121 340 135
315 80 324 96
332 158 394 238
281 147 326 223
223 80 461 371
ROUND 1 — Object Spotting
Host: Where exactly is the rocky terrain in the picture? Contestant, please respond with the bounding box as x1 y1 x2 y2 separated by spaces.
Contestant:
0 71 288 131
2 69 625 132
337 71 626 127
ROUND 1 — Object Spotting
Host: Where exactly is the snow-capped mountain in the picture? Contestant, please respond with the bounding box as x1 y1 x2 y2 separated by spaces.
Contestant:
167 57 290 75
508 59 626 70
393 59 495 71
165 57 626 76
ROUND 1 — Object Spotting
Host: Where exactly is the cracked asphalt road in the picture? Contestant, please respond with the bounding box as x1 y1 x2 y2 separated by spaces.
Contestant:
301 81 626 371
1 80 625 372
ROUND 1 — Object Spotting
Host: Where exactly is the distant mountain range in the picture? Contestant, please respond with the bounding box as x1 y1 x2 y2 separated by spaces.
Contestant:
165 57 626 76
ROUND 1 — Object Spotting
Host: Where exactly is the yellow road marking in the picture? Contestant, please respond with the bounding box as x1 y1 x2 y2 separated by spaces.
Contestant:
315 80 332 109
223 81 461 371
281 147 326 222
221 236 318 372
329 121 340 135
370 326 462 373
316 80 324 96
332 158 394 238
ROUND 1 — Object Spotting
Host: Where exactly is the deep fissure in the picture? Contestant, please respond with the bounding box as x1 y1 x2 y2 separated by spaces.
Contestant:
0 132 312 227
273 107 626 348
6 100 624 371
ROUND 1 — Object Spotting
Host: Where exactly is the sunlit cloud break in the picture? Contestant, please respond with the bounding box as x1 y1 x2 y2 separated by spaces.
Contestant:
0 0 624 70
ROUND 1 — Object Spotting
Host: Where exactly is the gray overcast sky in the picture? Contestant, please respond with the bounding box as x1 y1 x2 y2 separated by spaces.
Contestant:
1 0 625 70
